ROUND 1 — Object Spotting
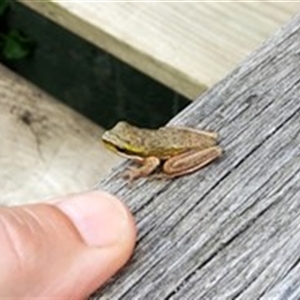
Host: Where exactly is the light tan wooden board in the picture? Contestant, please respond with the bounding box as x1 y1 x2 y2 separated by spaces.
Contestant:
20 1 300 99
0 65 123 206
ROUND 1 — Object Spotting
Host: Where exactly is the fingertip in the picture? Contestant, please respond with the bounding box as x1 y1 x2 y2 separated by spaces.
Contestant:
54 191 137 294
55 191 136 250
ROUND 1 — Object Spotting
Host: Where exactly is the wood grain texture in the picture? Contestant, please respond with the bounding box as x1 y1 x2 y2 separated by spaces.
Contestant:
19 1 300 99
94 13 300 299
0 64 122 206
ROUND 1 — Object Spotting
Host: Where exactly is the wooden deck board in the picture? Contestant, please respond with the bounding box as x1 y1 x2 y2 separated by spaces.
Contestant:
19 1 300 99
94 13 300 299
0 64 122 205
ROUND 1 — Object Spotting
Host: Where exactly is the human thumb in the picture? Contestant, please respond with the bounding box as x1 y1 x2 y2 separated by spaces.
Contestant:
0 191 136 298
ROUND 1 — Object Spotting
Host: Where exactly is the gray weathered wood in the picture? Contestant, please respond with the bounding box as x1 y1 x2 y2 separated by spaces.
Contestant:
95 13 300 299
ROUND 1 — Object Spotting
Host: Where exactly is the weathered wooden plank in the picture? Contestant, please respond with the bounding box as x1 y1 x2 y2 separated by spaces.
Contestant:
0 64 122 206
94 13 300 299
19 1 300 99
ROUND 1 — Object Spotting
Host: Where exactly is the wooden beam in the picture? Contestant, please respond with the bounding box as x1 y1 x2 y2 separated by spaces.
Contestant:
94 13 300 299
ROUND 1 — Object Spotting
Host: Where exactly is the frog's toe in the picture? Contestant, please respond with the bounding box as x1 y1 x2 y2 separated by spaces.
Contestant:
122 168 141 181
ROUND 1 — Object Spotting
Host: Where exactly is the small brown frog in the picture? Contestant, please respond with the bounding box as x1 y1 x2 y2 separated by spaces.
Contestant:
102 121 222 180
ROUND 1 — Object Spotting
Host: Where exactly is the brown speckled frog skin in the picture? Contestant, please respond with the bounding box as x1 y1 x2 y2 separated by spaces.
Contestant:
102 121 222 180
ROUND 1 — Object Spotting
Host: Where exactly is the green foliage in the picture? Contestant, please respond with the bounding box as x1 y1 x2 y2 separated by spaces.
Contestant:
1 29 33 59
0 0 35 61
0 0 9 15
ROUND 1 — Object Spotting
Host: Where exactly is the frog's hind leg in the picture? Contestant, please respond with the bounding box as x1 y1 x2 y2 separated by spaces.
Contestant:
123 156 160 181
159 146 222 179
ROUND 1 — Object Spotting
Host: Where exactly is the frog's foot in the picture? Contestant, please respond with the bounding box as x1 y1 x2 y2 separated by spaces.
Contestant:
122 156 160 181
122 167 142 181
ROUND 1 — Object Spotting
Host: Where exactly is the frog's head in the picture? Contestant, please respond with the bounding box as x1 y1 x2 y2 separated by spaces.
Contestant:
102 121 145 158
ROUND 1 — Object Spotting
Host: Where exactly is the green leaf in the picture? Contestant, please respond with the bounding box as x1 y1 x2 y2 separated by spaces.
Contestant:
0 0 9 16
2 29 34 60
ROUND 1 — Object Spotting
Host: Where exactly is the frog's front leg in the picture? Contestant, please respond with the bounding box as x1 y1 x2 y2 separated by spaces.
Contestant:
123 156 160 181
162 146 222 178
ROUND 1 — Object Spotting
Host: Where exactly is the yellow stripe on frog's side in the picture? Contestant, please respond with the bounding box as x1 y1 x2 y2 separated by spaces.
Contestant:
102 140 145 160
